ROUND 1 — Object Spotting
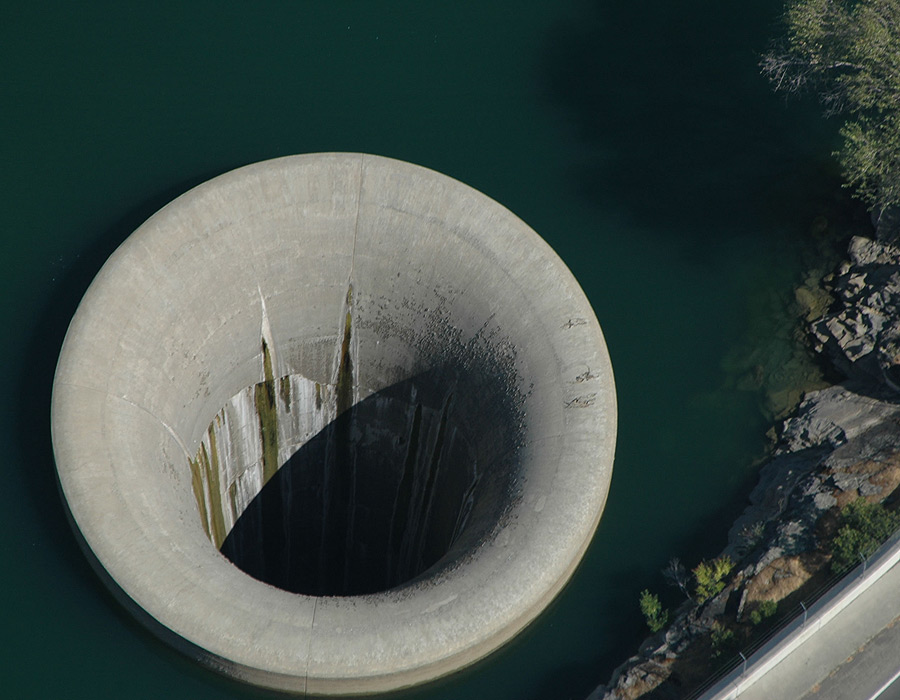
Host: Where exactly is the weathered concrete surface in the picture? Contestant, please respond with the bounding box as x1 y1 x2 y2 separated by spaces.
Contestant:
51 153 616 694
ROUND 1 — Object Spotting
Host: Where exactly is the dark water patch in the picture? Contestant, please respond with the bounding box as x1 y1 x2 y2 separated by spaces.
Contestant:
541 0 842 237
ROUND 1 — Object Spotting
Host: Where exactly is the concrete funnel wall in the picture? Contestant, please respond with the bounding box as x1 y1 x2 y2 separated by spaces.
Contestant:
50 153 616 695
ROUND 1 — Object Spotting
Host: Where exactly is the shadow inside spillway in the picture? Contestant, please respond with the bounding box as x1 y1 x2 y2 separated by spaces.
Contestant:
220 367 523 597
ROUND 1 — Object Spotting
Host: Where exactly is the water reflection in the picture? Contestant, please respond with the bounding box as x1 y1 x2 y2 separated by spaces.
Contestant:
541 0 840 235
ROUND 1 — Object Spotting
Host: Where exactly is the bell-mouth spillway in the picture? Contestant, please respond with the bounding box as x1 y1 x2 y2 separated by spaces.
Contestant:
198 306 528 598
50 153 616 695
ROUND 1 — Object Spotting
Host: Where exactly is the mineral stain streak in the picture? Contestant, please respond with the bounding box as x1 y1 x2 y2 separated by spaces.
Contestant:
187 273 530 595
255 340 279 485
187 288 509 595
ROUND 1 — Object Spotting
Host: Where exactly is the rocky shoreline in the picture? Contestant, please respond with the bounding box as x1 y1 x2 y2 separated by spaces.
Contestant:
590 216 900 700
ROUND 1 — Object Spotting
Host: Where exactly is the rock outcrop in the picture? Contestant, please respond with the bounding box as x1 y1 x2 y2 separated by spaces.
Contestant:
590 228 900 700
811 235 900 389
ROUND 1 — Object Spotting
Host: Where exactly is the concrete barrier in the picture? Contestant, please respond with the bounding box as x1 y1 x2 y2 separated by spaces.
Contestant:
51 154 616 694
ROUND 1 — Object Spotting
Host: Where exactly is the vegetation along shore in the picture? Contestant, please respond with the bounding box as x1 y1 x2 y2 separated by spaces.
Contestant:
592 1 900 697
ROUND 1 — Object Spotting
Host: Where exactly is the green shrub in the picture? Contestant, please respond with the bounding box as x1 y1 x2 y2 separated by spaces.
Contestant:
639 589 669 633
762 0 900 211
710 622 735 658
693 556 734 604
831 498 900 573
749 599 778 625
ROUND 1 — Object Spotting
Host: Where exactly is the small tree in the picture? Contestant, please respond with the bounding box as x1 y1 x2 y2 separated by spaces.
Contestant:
693 556 734 604
639 589 669 633
831 498 900 572
749 599 778 625
663 557 693 601
737 521 766 554
710 622 736 658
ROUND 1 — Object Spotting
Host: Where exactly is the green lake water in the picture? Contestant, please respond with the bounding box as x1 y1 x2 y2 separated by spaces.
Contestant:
1 2 860 698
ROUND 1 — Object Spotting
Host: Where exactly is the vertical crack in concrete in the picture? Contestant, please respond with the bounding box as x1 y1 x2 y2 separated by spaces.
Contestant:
63 384 194 464
304 596 318 694
316 283 358 594
450 463 479 548
316 154 363 594
414 391 454 573
389 402 423 586
342 447 359 593
257 285 278 376
335 285 354 419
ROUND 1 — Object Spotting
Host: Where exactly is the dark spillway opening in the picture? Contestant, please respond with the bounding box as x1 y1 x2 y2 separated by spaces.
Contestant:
220 365 525 597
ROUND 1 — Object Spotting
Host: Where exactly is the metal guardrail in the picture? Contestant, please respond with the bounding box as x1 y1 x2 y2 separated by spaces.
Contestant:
682 566 856 699
685 523 900 700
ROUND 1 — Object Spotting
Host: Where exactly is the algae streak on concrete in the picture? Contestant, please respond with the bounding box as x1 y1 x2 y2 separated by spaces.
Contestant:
190 284 360 551
189 354 338 549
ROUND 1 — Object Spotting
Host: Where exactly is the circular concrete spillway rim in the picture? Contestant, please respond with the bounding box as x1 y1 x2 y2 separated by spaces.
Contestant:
50 153 616 695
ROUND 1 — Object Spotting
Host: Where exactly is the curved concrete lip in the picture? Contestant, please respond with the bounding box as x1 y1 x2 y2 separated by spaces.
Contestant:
51 153 616 695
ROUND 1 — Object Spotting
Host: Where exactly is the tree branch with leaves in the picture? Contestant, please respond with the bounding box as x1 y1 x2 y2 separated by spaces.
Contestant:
762 0 900 212
638 590 669 633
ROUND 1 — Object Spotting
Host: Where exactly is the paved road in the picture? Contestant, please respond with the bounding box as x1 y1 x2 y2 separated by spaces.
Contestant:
873 673 900 700
703 546 900 700
799 614 900 699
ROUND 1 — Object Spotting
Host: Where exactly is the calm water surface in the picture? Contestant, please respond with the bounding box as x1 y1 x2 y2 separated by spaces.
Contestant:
1 2 849 698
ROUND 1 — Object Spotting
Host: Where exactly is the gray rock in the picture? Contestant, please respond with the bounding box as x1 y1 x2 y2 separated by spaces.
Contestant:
825 418 900 470
813 236 900 388
587 234 900 700
814 491 838 509
860 481 884 497
854 236 900 266
781 386 900 452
